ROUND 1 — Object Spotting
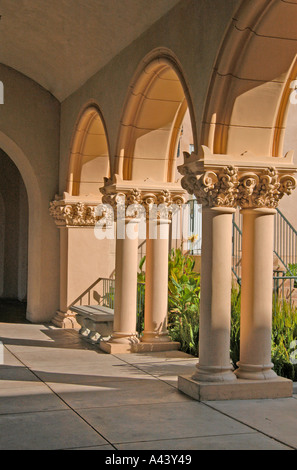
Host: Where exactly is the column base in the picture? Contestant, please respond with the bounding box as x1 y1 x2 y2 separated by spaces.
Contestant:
133 341 180 353
141 332 172 343
178 375 293 401
192 364 237 383
99 334 140 354
235 362 278 381
51 311 80 329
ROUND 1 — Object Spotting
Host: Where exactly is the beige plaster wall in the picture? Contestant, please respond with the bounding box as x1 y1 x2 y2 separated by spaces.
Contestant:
0 64 60 322
60 227 115 312
204 1 297 157
279 100 297 229
59 0 240 193
55 1 239 316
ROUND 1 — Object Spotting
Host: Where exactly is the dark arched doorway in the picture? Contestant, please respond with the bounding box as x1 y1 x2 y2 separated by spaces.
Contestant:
0 149 28 323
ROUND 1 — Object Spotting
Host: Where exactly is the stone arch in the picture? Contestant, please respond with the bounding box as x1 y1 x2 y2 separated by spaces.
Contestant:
177 0 297 399
68 104 110 197
115 49 197 182
201 0 297 157
0 131 44 322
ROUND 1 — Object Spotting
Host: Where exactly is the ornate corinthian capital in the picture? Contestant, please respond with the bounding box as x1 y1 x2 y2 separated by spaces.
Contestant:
181 166 238 208
178 146 297 210
238 168 296 209
49 196 100 227
100 175 186 220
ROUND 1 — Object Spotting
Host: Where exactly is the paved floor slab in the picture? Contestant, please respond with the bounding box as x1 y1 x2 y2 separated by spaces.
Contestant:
114 351 195 364
0 366 40 388
46 377 191 410
206 398 297 449
0 321 297 450
128 360 198 387
116 433 291 450
79 401 256 445
0 409 110 450
0 385 68 414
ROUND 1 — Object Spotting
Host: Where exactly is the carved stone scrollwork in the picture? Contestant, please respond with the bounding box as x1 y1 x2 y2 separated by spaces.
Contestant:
182 166 239 208
238 168 297 209
102 188 186 221
49 200 100 227
279 174 297 198
181 164 297 210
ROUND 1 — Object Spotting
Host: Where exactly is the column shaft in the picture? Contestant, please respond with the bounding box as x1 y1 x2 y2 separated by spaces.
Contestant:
111 218 139 344
142 218 171 343
235 208 277 380
193 206 236 382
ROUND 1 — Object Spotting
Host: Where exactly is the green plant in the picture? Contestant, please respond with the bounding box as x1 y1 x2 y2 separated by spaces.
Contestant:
137 249 297 381
136 256 146 334
167 249 200 356
286 264 297 287
271 298 297 379
229 288 297 380
230 285 241 369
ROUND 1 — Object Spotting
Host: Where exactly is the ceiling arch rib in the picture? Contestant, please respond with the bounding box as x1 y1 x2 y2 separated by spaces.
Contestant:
68 106 110 197
117 57 194 183
202 0 297 157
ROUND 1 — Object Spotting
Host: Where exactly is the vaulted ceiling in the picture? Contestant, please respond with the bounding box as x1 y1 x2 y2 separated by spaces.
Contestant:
0 0 181 101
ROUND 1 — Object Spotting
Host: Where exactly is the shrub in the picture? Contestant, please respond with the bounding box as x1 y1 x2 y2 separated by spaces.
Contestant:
137 249 297 381
167 249 200 356
230 286 241 370
229 290 297 380
286 264 297 288
271 298 297 379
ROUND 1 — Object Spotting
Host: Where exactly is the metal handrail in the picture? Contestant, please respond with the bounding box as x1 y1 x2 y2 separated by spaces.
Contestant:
276 208 297 237
274 208 297 274
273 272 297 308
232 209 297 285
100 277 145 334
232 215 242 285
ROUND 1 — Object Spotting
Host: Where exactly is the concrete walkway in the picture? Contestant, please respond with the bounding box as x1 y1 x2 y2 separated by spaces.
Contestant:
0 320 297 450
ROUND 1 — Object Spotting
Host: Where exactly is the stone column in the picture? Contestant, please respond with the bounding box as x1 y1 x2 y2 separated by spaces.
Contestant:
235 207 277 380
141 216 171 344
193 205 237 382
99 191 141 353
235 168 297 380
179 165 239 382
178 147 297 400
138 190 185 351
106 216 140 347
100 179 186 353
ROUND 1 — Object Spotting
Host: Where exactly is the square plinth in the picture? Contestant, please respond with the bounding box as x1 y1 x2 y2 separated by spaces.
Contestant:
99 341 180 354
132 342 180 353
99 341 133 354
178 375 293 401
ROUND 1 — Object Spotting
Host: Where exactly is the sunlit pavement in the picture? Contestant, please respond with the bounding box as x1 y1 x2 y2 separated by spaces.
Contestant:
0 317 296 450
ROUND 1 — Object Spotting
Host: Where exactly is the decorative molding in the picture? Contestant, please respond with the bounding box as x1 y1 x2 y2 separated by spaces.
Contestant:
100 177 186 221
49 199 100 227
181 166 239 208
178 147 297 210
237 168 296 209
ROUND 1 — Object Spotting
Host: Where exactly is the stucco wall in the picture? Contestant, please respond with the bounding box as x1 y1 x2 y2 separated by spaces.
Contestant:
280 101 297 229
59 0 240 193
0 64 60 321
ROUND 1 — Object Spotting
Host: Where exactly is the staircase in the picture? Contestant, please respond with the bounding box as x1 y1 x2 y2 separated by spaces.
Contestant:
232 208 297 307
